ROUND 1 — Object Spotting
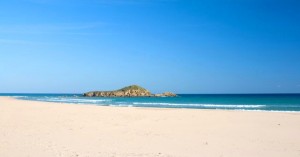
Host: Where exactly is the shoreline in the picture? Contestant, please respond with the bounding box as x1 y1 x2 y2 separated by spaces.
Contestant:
4 96 300 113
1 96 300 157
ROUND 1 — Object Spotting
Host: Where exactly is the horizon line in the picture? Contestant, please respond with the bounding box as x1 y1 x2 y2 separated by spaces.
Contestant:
1 93 300 95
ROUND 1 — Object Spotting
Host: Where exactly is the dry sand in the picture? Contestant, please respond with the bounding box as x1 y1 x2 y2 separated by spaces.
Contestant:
0 97 299 157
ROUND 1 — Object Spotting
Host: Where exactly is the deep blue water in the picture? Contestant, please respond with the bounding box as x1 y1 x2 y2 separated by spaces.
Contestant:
1 93 300 112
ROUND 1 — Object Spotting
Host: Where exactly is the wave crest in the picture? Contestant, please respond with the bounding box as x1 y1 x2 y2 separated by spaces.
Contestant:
133 102 265 108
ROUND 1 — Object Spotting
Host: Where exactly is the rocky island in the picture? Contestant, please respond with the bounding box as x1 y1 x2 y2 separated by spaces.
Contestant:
83 85 177 97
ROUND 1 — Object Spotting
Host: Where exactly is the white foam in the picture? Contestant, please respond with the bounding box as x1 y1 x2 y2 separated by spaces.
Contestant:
35 98 112 103
133 102 265 108
199 104 265 108
12 96 28 98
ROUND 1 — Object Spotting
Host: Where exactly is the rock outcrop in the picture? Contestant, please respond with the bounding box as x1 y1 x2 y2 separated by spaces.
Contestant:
83 85 177 97
154 92 177 97
161 92 177 97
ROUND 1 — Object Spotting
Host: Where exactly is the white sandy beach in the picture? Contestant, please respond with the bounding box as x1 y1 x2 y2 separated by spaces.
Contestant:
0 97 299 157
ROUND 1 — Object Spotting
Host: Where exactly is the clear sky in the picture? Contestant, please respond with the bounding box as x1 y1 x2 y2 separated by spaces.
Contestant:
0 0 299 94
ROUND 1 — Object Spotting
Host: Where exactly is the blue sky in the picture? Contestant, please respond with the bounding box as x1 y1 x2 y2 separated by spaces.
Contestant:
0 0 300 93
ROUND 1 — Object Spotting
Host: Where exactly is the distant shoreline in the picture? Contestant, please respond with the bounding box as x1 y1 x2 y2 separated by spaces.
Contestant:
1 93 300 95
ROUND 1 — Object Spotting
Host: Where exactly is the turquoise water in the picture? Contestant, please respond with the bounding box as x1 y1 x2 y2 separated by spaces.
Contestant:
1 94 300 112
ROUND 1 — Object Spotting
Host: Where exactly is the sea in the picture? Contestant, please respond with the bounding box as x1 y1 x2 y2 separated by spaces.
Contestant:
1 93 300 112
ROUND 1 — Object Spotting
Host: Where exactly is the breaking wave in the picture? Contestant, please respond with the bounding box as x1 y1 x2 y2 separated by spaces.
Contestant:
133 102 265 108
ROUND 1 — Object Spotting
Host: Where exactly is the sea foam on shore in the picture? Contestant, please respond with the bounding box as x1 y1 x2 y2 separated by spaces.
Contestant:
2 93 300 112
